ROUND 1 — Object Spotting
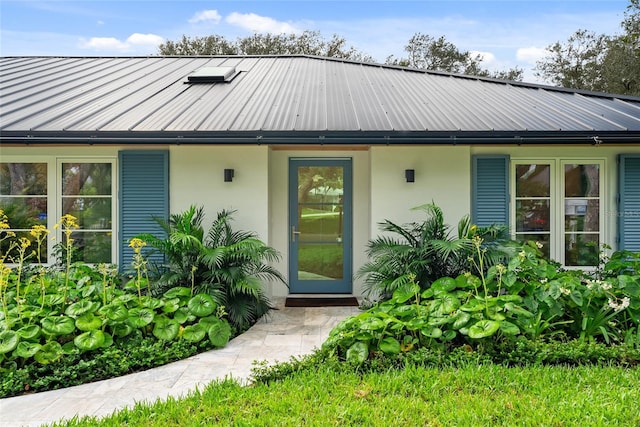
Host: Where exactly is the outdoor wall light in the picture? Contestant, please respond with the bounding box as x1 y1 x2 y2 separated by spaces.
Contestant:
224 168 235 182
405 169 415 183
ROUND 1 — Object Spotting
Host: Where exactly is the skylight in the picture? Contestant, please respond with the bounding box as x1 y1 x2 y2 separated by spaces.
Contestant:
187 66 238 83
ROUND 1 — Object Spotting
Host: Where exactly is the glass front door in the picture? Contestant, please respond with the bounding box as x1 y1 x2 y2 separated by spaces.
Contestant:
288 158 352 293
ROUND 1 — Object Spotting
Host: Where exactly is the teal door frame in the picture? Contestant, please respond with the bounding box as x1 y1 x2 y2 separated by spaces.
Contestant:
288 158 353 294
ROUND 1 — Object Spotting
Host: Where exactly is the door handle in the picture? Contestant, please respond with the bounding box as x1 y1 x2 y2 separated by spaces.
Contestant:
291 226 301 242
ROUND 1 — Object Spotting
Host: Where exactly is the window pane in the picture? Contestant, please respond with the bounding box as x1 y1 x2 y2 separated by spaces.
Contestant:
516 164 550 197
298 243 343 280
299 204 343 242
62 197 112 229
0 163 47 195
62 163 112 195
516 234 550 259
516 199 550 232
0 230 48 264
565 164 599 197
565 199 599 232
565 233 599 266
69 231 112 263
0 197 48 227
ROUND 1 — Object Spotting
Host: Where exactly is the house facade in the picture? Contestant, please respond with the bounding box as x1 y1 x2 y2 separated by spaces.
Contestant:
2 56 640 299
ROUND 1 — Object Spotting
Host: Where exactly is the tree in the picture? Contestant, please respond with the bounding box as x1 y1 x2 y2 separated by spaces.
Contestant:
158 30 374 62
386 33 523 81
535 0 640 95
534 29 609 91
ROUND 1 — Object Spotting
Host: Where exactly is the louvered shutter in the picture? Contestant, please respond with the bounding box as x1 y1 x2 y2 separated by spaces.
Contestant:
618 155 640 251
472 155 510 227
119 150 169 270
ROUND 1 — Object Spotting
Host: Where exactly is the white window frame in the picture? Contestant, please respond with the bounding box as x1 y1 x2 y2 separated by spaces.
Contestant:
511 158 605 268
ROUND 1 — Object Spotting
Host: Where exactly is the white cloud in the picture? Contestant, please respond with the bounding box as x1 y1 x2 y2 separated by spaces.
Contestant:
188 10 221 24
80 37 128 51
79 33 163 53
97 20 104 26
516 47 548 64
126 33 164 47
470 50 497 66
226 12 300 34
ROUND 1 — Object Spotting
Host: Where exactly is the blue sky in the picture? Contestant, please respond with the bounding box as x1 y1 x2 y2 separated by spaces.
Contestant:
0 0 631 82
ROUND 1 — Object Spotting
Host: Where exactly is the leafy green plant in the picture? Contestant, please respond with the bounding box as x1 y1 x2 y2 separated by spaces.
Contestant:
0 214 233 380
137 206 286 331
356 203 512 300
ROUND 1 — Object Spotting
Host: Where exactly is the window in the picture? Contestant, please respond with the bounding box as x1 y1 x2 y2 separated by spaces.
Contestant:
512 159 604 267
1 158 116 264
0 162 49 262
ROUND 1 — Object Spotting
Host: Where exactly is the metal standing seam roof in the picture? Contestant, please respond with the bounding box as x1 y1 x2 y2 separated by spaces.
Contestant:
1 55 640 145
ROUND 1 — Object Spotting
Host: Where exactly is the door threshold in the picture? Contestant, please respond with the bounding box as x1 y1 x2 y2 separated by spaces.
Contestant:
285 295 359 307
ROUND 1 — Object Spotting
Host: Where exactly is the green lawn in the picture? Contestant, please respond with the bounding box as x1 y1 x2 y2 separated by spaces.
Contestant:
56 364 639 426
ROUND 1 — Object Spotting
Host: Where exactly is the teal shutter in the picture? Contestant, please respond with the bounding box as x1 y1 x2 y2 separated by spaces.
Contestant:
119 150 169 270
618 155 640 251
472 155 510 227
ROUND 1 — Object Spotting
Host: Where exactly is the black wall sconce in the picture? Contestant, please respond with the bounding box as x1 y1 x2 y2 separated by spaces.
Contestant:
405 169 415 183
224 168 235 182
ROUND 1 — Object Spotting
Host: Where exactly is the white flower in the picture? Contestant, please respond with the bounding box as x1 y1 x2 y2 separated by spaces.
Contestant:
559 286 571 296
535 241 544 249
601 282 612 291
540 278 548 284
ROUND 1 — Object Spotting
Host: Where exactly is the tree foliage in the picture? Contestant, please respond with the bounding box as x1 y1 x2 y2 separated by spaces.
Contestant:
386 33 524 81
535 0 640 95
158 30 374 62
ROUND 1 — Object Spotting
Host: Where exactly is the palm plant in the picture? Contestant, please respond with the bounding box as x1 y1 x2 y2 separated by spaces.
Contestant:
137 206 285 332
356 203 512 300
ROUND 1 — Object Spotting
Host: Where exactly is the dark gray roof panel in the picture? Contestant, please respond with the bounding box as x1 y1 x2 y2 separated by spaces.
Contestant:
1 55 640 140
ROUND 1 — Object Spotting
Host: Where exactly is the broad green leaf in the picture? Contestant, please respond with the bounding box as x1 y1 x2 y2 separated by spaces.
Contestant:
392 286 417 304
499 321 520 335
162 298 181 313
101 332 113 348
65 300 99 317
468 320 500 339
452 311 471 329
360 317 386 331
0 330 18 354
74 330 106 351
99 303 129 322
441 330 457 341
188 294 216 317
174 307 193 324
141 297 164 310
504 303 534 318
153 316 180 341
41 294 65 306
420 326 443 338
431 277 457 295
346 341 368 365
163 286 193 299
379 337 401 355
111 323 133 337
570 290 583 307
619 276 640 297
182 324 207 342
460 299 486 312
34 341 63 364
126 308 155 328
76 313 102 331
405 317 427 331
41 315 76 336
496 295 522 303
431 293 460 315
17 324 41 341
14 341 41 358
207 319 231 348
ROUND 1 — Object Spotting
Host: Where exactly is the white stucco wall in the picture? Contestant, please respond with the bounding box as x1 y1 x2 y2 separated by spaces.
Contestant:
169 146 269 241
370 146 472 235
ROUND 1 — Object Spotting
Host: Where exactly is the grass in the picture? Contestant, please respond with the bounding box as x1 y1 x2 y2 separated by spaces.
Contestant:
55 364 640 427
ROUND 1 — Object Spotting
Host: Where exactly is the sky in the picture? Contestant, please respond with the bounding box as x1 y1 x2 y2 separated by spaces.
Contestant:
0 0 632 83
